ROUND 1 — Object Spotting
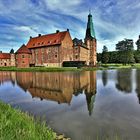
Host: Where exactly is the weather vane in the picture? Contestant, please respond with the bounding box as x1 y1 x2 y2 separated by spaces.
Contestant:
89 9 91 14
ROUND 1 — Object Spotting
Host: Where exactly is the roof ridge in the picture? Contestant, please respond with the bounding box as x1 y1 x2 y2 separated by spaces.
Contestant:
16 44 31 54
31 30 67 39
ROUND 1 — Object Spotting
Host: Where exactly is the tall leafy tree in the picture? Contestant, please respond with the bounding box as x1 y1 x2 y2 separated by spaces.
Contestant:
134 50 140 63
101 46 109 64
134 35 140 63
116 39 135 64
136 35 140 51
97 53 102 62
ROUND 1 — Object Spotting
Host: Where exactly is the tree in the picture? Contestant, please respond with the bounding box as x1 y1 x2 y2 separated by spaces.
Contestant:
10 48 14 54
101 46 109 64
116 39 135 64
134 50 140 63
136 35 140 51
108 51 119 63
97 53 102 62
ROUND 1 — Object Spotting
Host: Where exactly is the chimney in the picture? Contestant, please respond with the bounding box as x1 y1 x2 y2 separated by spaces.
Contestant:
56 30 59 33
139 35 140 39
38 34 41 37
0 51 2 53
67 28 69 32
30 36 32 39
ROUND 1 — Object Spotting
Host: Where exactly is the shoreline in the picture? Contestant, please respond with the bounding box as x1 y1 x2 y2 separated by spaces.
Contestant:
0 101 71 140
0 64 139 72
0 101 56 140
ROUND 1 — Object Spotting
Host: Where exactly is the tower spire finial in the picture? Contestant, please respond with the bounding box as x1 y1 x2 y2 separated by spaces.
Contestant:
89 9 91 14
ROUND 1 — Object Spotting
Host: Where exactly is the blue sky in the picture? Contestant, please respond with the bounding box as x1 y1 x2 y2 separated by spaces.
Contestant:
0 0 140 53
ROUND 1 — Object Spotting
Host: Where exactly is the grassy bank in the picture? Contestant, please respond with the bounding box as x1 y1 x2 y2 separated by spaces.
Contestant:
0 64 135 72
0 66 82 72
0 101 56 140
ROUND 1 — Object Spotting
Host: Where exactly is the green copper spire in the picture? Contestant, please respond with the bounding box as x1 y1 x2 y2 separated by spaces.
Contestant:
85 12 96 39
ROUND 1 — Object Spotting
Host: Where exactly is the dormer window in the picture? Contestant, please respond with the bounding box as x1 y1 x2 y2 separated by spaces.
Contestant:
38 42 40 45
48 41 51 44
33 43 35 46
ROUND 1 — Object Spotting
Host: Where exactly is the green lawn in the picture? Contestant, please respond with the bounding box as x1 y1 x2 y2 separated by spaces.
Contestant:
0 66 81 72
0 64 140 72
0 101 56 140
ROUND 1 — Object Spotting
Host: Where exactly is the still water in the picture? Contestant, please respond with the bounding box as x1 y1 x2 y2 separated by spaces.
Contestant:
0 69 140 140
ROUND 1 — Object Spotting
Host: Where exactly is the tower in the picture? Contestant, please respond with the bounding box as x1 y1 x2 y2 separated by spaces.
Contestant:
85 12 97 66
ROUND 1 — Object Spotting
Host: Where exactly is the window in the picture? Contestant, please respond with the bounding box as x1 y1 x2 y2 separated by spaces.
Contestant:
22 55 24 58
22 61 24 63
55 52 57 58
41 48 44 53
75 55 78 59
35 49 38 54
48 48 51 52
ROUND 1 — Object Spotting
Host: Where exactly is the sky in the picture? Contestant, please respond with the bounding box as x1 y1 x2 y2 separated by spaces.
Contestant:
0 0 140 53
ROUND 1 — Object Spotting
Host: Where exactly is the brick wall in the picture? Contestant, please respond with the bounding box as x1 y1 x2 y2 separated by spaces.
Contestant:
0 59 11 67
16 53 31 67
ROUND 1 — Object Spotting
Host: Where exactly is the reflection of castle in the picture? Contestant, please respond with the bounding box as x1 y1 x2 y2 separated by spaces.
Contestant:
0 71 96 115
0 71 16 85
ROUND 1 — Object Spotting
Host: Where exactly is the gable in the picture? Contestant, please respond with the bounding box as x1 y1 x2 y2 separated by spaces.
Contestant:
26 31 68 49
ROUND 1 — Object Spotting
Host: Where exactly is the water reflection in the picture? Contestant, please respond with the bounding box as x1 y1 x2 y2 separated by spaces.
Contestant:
0 71 96 115
1 70 140 140
116 69 132 93
136 69 140 103
102 70 108 86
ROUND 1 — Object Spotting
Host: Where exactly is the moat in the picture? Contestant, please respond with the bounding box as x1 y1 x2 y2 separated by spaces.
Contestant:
0 69 140 140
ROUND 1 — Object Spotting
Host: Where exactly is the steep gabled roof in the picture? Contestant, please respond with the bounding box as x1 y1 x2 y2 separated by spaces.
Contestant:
26 31 68 49
16 44 31 54
0 53 10 59
73 38 88 49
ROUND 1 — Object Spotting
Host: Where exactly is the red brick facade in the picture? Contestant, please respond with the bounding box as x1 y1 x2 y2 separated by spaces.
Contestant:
85 38 97 66
0 52 15 67
15 30 73 67
16 44 31 67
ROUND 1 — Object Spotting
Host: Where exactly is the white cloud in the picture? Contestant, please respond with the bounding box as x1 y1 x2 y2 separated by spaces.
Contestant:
0 0 140 53
13 26 38 36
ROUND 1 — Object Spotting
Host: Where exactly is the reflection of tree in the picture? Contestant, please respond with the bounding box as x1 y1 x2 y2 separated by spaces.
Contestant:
116 69 132 93
136 69 140 103
102 70 108 86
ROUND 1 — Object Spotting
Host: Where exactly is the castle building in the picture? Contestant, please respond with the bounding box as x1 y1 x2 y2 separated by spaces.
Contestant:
0 13 97 68
16 29 73 67
0 51 15 67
